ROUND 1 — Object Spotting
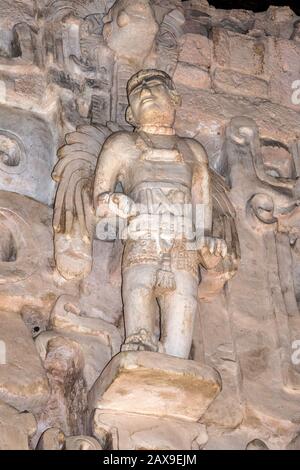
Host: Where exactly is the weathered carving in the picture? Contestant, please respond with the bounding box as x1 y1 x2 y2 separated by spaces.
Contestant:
52 125 102 279
35 335 87 439
226 115 300 414
36 427 102 450
226 116 297 191
53 68 239 359
0 207 40 284
291 19 300 42
0 401 36 450
1 0 300 451
0 130 27 174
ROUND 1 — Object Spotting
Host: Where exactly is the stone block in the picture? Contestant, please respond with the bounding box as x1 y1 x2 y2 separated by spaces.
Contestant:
213 28 266 76
213 68 269 99
89 351 221 422
0 310 49 413
93 409 208 450
174 62 211 90
0 401 36 450
0 105 57 205
266 37 300 111
179 33 212 68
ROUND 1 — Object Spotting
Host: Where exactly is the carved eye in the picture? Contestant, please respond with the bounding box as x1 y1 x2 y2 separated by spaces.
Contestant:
117 10 130 28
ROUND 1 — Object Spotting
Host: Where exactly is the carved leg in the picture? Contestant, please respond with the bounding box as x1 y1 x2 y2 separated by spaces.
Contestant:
122 264 158 352
159 271 198 359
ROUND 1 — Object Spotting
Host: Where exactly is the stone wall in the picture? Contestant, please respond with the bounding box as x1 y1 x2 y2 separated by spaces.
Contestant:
0 0 300 450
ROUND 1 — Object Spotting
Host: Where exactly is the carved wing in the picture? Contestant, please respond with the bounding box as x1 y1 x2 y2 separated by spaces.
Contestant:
199 168 240 300
211 167 241 264
210 168 240 259
52 124 111 280
44 0 109 21
0 1 36 25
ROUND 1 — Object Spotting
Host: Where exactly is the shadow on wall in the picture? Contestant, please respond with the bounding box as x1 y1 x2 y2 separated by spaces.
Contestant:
192 0 300 16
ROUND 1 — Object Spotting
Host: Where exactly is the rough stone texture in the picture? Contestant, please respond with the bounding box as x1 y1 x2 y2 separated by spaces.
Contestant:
174 61 211 90
0 0 300 450
0 310 49 413
178 33 212 69
93 410 208 450
89 351 221 421
0 401 36 450
36 294 122 389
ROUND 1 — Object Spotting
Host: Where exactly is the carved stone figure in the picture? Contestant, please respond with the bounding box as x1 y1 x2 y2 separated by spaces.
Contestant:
93 68 229 358
53 68 239 359
1 0 300 451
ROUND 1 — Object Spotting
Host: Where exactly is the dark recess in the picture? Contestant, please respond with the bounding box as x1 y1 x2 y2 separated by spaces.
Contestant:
181 1 300 17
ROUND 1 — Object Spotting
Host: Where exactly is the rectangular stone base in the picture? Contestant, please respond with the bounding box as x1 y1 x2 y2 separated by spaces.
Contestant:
89 351 221 422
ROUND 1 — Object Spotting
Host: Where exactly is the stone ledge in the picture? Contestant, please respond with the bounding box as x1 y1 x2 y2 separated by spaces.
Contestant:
89 351 221 422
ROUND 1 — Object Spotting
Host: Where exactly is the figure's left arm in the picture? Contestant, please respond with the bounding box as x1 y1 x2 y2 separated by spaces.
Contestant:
185 138 212 236
185 138 227 264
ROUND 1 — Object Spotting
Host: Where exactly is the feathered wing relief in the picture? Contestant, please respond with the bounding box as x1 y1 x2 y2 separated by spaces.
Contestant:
198 168 240 300
44 0 110 22
52 124 112 280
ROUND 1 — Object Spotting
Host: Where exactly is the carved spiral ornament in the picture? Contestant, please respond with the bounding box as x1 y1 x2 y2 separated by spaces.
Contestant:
0 130 27 174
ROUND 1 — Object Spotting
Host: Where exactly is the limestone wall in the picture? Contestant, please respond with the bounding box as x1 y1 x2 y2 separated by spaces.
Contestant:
0 0 300 450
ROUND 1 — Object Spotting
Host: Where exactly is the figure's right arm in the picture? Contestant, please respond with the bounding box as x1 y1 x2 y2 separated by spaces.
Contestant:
94 131 139 219
93 132 124 208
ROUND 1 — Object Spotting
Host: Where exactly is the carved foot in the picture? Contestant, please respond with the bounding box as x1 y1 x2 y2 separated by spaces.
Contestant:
121 329 159 353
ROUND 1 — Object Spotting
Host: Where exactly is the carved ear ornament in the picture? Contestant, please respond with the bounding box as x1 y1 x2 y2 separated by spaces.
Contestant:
0 130 27 175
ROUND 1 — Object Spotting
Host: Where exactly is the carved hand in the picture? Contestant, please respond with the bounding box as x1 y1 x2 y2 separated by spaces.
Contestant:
197 236 227 270
96 193 137 219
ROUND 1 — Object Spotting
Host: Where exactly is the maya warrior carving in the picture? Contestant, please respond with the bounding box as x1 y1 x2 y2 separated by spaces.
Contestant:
93 69 227 358
53 69 238 359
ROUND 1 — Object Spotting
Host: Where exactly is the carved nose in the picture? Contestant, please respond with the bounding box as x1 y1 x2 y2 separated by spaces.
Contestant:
140 82 152 98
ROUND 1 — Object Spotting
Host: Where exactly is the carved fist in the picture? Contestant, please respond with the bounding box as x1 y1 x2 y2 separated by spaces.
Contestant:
109 193 137 219
96 193 136 219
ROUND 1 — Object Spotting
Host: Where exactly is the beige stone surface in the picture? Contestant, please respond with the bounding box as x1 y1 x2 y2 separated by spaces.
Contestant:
36 294 122 389
174 61 211 89
212 28 266 76
0 309 49 413
93 409 208 450
89 351 221 421
0 190 77 315
1 0 300 451
212 68 269 99
179 33 212 69
0 401 36 450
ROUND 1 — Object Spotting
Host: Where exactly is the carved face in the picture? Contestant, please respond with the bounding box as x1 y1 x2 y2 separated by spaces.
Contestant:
128 77 176 128
102 0 158 62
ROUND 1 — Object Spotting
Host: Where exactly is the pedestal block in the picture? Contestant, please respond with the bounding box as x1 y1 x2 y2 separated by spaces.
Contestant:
89 351 221 422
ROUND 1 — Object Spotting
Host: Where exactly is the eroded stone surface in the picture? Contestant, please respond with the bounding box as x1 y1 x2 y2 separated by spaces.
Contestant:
0 0 300 450
93 409 208 450
0 310 49 413
0 401 36 450
89 351 221 421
